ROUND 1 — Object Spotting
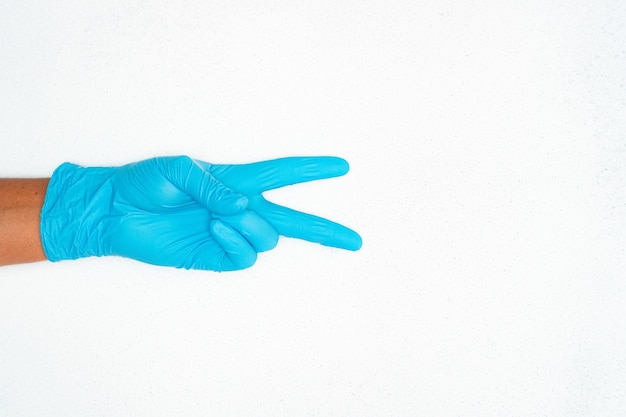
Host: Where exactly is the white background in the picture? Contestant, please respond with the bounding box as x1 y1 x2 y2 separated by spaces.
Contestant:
1 1 625 416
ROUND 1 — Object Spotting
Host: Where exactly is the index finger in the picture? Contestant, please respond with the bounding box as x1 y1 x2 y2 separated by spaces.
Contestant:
206 157 350 193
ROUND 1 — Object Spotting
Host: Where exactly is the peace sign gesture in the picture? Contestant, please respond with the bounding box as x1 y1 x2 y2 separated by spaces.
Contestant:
204 156 362 251
40 156 361 271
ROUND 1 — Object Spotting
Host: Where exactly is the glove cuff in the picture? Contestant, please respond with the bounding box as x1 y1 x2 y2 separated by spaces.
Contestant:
40 162 116 261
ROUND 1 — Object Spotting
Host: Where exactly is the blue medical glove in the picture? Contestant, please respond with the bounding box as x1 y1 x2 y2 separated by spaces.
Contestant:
40 156 278 271
40 155 361 271
202 156 362 251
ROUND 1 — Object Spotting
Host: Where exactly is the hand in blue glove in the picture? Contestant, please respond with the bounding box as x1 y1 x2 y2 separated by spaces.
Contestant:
40 156 361 271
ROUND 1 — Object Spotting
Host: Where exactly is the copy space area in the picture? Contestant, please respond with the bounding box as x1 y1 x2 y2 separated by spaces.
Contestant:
1 1 625 416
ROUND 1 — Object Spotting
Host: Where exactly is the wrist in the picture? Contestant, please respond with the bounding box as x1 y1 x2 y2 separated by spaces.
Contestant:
0 178 50 265
40 163 117 261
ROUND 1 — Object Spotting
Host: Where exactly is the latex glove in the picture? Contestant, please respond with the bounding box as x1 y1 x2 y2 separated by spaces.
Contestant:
40 156 360 271
202 157 362 251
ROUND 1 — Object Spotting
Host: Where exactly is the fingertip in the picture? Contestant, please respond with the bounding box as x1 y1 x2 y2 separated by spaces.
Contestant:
313 156 349 177
334 157 350 175
233 195 249 211
259 230 279 252
335 229 362 251
217 194 248 215
348 232 363 251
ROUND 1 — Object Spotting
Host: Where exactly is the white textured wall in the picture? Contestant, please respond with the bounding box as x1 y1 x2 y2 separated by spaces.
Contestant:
1 1 625 416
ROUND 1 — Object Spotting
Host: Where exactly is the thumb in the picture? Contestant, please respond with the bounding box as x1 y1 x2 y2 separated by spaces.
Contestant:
158 156 248 215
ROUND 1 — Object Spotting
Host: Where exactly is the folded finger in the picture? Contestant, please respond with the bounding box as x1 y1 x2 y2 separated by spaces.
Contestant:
215 211 279 252
209 219 258 271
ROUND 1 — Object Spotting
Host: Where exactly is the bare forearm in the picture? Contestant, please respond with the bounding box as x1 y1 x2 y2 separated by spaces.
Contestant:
0 178 50 265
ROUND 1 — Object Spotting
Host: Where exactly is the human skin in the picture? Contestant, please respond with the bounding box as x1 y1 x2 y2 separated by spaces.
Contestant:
0 178 49 265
